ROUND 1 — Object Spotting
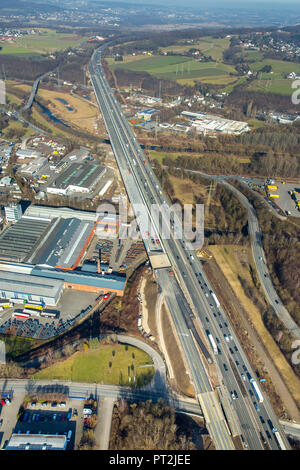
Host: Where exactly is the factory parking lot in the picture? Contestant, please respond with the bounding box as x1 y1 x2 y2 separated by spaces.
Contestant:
272 182 300 217
14 399 83 449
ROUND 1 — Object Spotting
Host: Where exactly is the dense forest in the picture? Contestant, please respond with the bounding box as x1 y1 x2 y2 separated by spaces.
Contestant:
109 399 195 450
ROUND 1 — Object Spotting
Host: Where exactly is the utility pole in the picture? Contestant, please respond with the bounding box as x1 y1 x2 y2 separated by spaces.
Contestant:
57 67 61 89
83 66 86 87
155 114 159 140
205 180 216 223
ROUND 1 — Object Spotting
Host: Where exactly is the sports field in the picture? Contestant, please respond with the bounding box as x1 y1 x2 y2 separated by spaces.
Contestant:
108 54 237 84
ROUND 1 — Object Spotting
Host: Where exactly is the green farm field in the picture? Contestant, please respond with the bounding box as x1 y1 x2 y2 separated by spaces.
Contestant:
107 54 237 84
250 59 300 76
0 29 87 56
246 78 295 95
159 36 231 62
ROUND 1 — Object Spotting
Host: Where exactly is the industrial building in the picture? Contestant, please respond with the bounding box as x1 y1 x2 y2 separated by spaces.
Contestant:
28 217 96 270
97 213 120 235
4 203 22 222
31 265 126 296
18 157 48 176
136 108 159 121
47 161 106 195
0 216 50 262
6 434 67 450
0 262 126 298
181 111 250 135
0 204 127 306
0 269 64 305
24 204 99 222
15 149 42 159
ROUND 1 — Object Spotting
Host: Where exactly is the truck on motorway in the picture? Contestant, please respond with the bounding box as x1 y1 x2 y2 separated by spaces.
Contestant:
250 378 264 403
206 330 218 355
273 429 287 450
210 291 220 308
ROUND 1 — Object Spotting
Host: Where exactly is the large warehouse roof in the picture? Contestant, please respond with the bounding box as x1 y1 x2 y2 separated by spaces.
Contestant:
47 161 105 193
0 270 63 298
31 266 126 292
24 205 99 222
0 217 51 262
29 217 95 269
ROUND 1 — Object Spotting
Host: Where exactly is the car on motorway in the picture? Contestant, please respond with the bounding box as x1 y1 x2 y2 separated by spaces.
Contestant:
241 373 246 381
266 430 272 440
260 416 265 424
219 323 223 329
231 391 236 400
234 345 238 351
275 299 279 304
224 334 229 342
253 402 260 412
229 347 234 354
223 363 228 371
205 317 209 322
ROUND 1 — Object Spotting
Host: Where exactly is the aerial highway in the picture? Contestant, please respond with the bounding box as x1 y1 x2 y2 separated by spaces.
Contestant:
88 45 290 450
167 166 300 340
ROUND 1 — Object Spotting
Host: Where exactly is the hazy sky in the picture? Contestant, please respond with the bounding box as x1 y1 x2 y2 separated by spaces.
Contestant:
103 0 299 7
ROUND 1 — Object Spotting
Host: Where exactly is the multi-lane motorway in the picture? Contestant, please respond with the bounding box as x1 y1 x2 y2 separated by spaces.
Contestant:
88 45 290 450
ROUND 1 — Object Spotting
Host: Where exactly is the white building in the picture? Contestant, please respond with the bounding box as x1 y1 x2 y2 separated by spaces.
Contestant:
5 203 22 222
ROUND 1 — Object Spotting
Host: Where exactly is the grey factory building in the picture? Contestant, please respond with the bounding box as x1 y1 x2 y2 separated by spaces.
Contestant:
24 204 99 222
47 161 106 195
0 217 51 262
6 434 67 450
28 216 95 270
0 270 64 305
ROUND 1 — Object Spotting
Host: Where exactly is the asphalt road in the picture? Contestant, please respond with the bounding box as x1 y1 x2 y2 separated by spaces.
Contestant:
88 46 289 450
221 179 300 340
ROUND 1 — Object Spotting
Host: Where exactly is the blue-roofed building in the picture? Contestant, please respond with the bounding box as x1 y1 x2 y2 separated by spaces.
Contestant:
31 265 126 296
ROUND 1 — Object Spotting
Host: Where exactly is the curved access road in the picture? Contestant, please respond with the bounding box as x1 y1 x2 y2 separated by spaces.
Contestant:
221 179 300 340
